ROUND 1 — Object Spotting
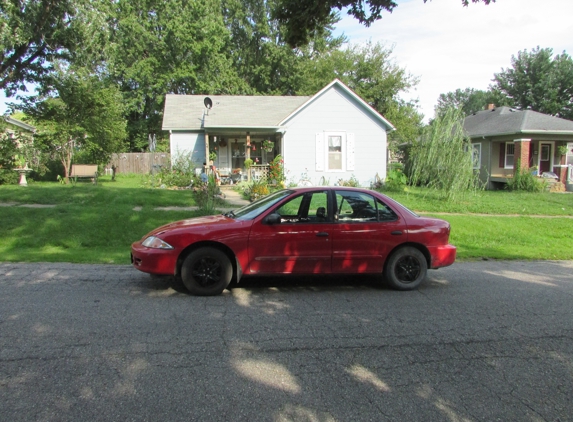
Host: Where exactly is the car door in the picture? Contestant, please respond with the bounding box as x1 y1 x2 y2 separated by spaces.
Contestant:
330 190 406 274
247 190 333 274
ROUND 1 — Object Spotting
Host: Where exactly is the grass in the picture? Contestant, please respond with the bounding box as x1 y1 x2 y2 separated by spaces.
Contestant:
0 175 572 264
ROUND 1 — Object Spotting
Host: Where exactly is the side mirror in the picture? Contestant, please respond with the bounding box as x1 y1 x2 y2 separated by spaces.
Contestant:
264 213 282 225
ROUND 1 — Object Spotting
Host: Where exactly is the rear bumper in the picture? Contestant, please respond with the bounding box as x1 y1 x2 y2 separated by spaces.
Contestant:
131 242 178 275
428 244 457 269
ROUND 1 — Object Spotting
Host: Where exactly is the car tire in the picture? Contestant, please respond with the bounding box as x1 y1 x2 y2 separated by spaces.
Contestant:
384 247 427 290
181 247 233 296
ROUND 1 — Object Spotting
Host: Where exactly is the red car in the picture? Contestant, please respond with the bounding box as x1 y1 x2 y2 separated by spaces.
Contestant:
131 187 456 295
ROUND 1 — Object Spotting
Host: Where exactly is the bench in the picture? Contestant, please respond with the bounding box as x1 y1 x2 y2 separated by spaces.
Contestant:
70 164 98 185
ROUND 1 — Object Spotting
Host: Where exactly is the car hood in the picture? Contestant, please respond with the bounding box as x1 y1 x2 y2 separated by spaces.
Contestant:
144 214 237 238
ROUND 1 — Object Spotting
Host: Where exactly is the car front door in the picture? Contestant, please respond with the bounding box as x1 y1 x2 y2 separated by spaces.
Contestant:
247 190 333 274
330 190 406 274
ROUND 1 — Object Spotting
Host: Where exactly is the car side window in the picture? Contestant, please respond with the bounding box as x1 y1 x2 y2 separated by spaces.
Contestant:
335 191 397 223
275 191 329 223
376 198 398 221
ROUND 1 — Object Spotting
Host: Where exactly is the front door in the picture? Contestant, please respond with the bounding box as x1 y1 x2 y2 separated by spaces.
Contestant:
539 143 552 174
247 190 332 274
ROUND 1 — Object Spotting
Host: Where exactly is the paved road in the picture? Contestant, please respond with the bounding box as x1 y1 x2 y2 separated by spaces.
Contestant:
1 260 572 422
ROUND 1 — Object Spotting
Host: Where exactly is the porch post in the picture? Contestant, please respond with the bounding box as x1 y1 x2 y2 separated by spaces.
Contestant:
513 138 531 170
246 132 251 181
205 133 210 168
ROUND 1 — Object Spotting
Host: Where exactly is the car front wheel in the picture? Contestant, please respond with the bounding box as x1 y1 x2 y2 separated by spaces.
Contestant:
181 247 233 296
384 247 427 290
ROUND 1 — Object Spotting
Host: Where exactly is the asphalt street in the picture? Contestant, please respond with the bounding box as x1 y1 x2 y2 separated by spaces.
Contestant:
1 260 572 422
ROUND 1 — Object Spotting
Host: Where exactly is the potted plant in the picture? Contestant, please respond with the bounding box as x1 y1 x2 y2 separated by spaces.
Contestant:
209 151 217 161
262 139 274 152
244 158 253 169
558 145 569 157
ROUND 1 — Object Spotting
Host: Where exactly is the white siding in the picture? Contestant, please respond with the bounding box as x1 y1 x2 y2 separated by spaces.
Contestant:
282 85 388 187
170 132 206 166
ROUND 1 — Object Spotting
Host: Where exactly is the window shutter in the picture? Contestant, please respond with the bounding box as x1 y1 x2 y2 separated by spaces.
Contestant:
499 143 505 168
347 133 355 171
315 133 324 171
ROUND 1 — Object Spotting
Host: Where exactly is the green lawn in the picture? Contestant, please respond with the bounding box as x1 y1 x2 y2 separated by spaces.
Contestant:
0 175 572 264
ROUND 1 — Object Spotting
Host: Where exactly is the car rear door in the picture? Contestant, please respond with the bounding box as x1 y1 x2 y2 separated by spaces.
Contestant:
247 190 333 274
330 190 406 274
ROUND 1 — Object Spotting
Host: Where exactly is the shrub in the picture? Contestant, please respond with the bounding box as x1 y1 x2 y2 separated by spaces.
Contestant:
337 175 360 187
0 169 19 185
248 179 270 201
384 168 408 191
193 175 220 212
506 161 546 192
143 150 198 188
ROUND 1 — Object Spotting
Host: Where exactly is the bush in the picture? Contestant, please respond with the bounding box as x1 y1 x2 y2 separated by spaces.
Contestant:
247 179 270 201
337 175 360 187
383 168 408 191
143 151 198 188
506 162 546 192
193 175 221 212
0 169 19 185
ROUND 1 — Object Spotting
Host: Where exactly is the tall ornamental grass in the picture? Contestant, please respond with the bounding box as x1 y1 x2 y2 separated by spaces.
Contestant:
409 107 482 201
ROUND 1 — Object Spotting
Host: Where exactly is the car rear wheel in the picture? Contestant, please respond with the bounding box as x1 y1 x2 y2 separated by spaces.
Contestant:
384 247 427 290
181 247 232 296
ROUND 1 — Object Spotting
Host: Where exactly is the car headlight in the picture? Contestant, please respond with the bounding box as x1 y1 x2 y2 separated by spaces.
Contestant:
142 236 174 249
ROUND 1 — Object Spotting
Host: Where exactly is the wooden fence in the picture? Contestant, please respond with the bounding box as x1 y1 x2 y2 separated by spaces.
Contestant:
108 153 171 174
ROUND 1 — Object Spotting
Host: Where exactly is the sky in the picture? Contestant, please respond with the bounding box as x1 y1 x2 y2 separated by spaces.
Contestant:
3 0 573 120
332 0 573 121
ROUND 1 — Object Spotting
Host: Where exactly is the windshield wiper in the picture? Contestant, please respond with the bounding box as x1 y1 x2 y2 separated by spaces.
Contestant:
224 210 235 218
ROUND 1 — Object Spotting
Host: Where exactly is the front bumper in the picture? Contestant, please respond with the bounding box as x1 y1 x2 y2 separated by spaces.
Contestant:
428 244 457 269
131 242 179 275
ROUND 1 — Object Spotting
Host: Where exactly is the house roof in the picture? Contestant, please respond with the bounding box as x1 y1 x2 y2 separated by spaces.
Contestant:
464 106 573 138
163 94 311 131
162 79 394 132
3 116 35 133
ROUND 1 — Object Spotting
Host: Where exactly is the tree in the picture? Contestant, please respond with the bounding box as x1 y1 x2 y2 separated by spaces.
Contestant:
295 41 423 145
492 47 573 120
273 0 495 47
408 107 481 201
0 0 107 94
108 0 249 151
435 88 509 117
20 68 126 181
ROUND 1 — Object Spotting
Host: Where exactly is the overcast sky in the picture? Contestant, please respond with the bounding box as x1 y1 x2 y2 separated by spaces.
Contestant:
333 0 573 121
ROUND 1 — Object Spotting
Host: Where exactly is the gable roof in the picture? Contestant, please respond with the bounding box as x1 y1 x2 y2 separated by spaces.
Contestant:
464 106 573 138
279 79 395 130
3 116 35 133
162 79 394 132
163 94 311 131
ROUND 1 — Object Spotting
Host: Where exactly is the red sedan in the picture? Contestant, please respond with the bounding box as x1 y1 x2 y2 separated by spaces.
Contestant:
131 187 456 295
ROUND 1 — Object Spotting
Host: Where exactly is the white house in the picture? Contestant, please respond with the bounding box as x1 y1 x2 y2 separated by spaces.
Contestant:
162 79 395 186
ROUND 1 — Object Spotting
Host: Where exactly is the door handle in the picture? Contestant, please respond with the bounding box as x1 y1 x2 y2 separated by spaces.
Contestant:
316 232 329 237
391 231 403 235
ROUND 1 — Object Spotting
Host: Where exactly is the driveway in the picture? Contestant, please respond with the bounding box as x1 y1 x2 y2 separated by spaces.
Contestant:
1 260 572 421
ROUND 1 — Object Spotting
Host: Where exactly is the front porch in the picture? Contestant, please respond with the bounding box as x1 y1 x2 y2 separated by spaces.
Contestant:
206 132 281 183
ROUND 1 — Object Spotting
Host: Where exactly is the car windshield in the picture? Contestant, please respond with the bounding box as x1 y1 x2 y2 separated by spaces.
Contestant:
230 189 293 220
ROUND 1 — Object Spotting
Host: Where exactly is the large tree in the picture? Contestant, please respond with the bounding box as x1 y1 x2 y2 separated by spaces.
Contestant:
0 0 107 94
273 0 495 47
435 87 509 117
19 68 126 181
108 0 249 151
295 41 423 145
492 47 573 120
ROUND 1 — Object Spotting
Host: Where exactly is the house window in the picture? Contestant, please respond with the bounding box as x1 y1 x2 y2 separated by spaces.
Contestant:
316 132 354 172
472 143 481 169
328 135 343 171
505 142 514 169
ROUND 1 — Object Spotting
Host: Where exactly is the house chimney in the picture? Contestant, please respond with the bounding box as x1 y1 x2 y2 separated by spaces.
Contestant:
486 104 495 110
